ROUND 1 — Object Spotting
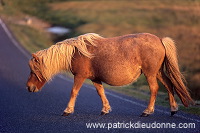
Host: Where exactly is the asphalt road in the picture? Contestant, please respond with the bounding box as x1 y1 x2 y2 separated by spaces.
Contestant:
0 18 199 133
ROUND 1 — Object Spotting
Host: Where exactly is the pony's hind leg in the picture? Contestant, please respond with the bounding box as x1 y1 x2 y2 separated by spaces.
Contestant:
92 80 111 115
157 70 178 116
141 75 159 117
62 76 85 116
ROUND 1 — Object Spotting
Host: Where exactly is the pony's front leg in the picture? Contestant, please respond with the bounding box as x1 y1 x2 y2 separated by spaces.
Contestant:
141 76 159 117
92 80 111 115
62 76 85 116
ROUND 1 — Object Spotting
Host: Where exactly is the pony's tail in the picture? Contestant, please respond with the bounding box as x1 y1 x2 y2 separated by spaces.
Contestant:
161 37 194 107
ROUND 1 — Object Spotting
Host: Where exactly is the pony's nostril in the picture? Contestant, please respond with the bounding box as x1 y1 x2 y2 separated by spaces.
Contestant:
27 86 37 92
27 86 32 92
32 86 37 92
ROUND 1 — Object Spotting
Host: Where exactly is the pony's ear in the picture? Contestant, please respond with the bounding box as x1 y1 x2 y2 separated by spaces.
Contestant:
32 54 39 62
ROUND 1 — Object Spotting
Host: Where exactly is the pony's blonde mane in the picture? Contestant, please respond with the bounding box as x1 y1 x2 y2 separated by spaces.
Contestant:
31 33 103 81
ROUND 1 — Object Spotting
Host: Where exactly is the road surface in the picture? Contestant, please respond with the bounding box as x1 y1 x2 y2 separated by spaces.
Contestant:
0 18 199 133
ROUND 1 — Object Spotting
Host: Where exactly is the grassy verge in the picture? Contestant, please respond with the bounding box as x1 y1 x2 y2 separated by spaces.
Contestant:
8 23 52 53
1 0 199 115
0 0 53 53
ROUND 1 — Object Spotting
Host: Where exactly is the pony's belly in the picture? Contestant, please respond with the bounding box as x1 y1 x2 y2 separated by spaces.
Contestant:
100 68 141 86
103 78 135 86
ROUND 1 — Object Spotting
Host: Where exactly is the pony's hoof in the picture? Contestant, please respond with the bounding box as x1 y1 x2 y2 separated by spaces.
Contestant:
171 111 177 116
100 111 108 116
140 113 150 117
62 112 71 116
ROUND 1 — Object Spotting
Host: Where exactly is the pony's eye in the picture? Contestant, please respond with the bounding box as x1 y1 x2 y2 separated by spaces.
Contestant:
34 58 40 63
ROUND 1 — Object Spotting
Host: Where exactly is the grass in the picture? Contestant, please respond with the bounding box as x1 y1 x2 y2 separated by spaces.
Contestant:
8 24 52 53
1 0 199 115
0 0 53 53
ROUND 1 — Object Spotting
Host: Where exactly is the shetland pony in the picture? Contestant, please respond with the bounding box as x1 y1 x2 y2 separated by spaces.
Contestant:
26 33 194 117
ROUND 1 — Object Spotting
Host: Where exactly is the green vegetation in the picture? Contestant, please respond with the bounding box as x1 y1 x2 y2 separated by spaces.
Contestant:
8 24 52 53
0 0 199 115
0 0 53 52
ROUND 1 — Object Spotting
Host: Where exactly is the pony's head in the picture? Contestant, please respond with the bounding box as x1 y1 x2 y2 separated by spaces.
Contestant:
26 33 101 92
26 54 47 92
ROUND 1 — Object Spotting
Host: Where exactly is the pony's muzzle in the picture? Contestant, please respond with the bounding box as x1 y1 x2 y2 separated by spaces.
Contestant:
27 85 39 92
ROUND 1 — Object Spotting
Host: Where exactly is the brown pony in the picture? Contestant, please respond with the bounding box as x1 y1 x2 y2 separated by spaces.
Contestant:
26 33 194 117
